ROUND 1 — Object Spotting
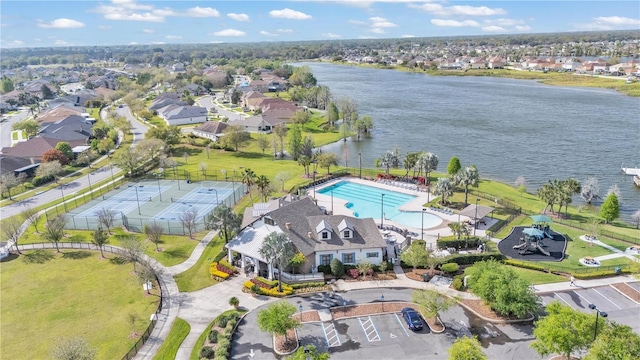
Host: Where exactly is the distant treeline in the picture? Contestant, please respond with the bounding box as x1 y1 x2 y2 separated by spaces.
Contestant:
2 30 638 70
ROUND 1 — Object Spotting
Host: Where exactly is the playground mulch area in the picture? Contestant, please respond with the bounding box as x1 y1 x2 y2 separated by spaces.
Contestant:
497 226 567 262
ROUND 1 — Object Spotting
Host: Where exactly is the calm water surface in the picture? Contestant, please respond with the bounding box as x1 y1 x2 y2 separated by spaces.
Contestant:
294 62 640 222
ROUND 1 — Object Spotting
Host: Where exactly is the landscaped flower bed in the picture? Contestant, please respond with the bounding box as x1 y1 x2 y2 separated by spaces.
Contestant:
243 278 293 297
209 263 230 281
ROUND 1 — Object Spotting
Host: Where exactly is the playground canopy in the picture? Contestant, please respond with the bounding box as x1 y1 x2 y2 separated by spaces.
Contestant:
523 227 544 238
530 214 553 223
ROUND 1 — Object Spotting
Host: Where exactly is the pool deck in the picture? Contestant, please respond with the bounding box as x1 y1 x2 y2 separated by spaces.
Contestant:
312 177 493 246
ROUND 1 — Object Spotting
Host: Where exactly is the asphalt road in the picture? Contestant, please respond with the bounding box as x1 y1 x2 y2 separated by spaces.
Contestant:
197 95 247 122
0 109 30 149
0 105 148 219
230 288 540 360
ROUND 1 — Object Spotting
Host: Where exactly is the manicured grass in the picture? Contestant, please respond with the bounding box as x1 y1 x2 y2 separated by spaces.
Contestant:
506 266 567 285
0 250 159 360
173 235 225 292
19 228 202 267
189 309 246 360
153 318 190 360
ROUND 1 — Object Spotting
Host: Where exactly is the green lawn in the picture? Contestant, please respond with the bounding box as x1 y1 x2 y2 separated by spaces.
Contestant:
153 318 190 360
0 250 159 360
174 235 225 292
19 228 202 267
507 266 567 285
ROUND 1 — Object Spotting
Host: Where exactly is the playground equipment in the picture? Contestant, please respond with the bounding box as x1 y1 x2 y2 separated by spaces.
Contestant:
512 227 551 256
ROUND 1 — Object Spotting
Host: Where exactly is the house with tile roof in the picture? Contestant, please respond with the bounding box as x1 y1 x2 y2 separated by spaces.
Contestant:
225 197 387 279
37 104 84 124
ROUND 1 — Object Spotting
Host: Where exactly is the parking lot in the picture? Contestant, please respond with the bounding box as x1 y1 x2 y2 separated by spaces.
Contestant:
539 285 640 333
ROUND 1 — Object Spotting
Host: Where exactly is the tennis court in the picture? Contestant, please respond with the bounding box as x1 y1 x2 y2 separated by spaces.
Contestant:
151 186 235 221
75 184 170 218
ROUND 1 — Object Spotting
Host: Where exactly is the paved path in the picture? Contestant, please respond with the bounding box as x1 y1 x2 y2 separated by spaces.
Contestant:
579 235 640 263
166 230 218 276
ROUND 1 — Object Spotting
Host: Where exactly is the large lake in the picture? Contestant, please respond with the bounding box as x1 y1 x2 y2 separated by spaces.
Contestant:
293 62 640 222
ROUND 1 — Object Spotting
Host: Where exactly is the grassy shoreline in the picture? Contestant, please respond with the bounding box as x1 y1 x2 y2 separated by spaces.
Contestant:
321 60 640 97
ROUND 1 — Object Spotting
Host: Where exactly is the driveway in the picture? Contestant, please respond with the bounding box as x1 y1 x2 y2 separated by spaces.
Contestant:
0 109 29 148
197 95 247 122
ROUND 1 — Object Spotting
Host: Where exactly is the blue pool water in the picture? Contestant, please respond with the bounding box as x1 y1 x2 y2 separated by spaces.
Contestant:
318 181 442 229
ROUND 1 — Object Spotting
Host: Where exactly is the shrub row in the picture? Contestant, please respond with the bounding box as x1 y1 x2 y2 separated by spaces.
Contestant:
574 269 630 280
440 263 460 274
289 281 326 289
444 253 505 265
31 175 54 186
218 259 238 273
503 259 546 272
437 237 482 250
249 278 272 289
215 263 234 276
209 264 230 281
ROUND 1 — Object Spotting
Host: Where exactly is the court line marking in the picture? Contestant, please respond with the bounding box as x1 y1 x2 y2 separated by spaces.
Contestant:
394 313 410 337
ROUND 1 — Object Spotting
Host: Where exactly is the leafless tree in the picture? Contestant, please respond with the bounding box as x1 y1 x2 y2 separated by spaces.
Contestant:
199 162 207 176
2 217 24 254
632 209 640 229
120 235 144 271
179 207 199 239
95 208 116 234
42 215 67 253
144 223 164 251
22 207 40 233
0 172 27 200
51 337 96 360
135 262 161 295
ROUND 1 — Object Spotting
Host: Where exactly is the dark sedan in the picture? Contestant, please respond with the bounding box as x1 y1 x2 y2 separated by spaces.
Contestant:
401 308 424 331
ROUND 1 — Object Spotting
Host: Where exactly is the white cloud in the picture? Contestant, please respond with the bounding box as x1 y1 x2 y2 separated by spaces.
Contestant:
143 29 154 33
322 32 342 38
151 41 165 44
409 3 506 17
54 39 70 45
211 29 246 37
165 35 182 39
349 19 367 25
261 30 279 37
11 40 24 45
228 13 249 22
129 41 138 45
37 18 86 29
92 1 219 22
185 7 220 17
369 16 397 33
98 25 112 30
269 8 312 20
277 28 294 33
401 34 415 38
431 19 480 27
593 16 640 26
481 25 505 32
515 25 531 32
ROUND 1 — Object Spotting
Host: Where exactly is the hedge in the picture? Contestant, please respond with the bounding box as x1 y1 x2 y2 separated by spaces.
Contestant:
437 237 482 250
218 259 238 273
440 263 460 274
290 281 326 289
209 265 230 281
31 175 54 186
503 259 546 272
573 269 631 280
443 253 505 265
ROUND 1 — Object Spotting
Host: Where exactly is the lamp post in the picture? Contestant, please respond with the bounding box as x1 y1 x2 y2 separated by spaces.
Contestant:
59 185 67 212
109 164 115 190
380 294 385 312
473 198 479 236
312 160 318 200
134 184 141 215
588 303 608 341
358 152 362 179
211 188 219 206
299 304 303 320
157 168 164 202
381 193 385 228
87 173 93 199
421 208 426 240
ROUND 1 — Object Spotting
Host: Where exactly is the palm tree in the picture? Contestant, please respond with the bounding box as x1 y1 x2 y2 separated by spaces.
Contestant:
433 177 454 205
206 204 241 243
255 175 271 202
455 165 479 206
242 168 256 201
259 232 296 293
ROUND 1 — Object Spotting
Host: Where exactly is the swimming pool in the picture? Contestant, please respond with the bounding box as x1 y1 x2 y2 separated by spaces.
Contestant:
318 181 442 229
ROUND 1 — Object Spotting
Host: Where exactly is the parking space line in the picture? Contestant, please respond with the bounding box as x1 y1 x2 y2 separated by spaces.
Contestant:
593 288 622 309
573 289 595 307
554 292 575 308
394 313 410 337
358 317 381 342
321 322 341 347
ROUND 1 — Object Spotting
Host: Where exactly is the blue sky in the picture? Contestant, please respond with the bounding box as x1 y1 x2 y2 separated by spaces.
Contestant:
1 1 639 48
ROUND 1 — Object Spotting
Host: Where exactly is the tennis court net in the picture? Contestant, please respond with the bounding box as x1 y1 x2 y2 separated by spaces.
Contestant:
171 197 216 205
102 195 152 202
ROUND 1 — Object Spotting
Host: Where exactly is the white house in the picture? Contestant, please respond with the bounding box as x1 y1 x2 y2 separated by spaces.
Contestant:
192 121 228 142
225 197 387 279
158 105 207 126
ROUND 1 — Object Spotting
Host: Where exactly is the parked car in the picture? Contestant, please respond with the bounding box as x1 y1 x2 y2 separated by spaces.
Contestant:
401 308 424 331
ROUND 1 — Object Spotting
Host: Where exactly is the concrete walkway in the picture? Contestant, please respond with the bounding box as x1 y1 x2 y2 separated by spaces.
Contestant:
579 235 640 264
166 230 218 276
532 274 638 293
